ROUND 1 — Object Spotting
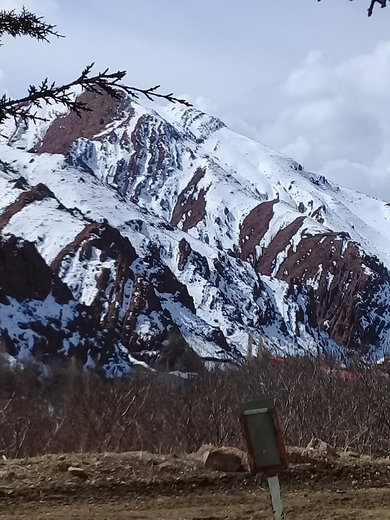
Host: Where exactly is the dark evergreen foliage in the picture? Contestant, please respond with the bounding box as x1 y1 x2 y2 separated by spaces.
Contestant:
318 0 387 17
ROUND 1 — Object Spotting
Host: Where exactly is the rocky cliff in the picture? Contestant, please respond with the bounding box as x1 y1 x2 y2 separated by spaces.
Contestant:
1 89 390 374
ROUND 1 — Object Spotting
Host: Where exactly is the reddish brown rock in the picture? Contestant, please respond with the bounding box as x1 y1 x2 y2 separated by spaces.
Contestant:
256 217 305 276
121 276 164 354
51 221 137 272
171 168 207 231
277 233 386 351
0 183 55 231
239 199 278 262
35 90 123 155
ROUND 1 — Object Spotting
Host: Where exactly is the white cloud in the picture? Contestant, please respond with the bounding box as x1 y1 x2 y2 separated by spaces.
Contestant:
282 136 311 163
284 51 333 98
182 94 219 116
284 42 390 101
337 42 390 99
259 42 390 201
321 159 372 194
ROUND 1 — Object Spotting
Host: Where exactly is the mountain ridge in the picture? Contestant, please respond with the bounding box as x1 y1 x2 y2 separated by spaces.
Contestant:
0 89 389 374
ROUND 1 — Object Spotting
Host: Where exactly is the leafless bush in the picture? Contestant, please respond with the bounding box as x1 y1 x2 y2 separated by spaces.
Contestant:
0 355 389 458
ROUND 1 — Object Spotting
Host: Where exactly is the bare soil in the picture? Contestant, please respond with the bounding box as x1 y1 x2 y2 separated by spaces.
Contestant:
0 449 390 519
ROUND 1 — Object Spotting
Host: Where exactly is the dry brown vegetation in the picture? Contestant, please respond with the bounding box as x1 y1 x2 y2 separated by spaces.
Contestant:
0 355 389 459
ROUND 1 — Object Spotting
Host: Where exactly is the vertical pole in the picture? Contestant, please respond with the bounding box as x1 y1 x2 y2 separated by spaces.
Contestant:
267 475 284 520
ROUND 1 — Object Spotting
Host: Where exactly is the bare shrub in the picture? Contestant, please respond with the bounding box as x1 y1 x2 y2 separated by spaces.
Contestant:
0 355 389 458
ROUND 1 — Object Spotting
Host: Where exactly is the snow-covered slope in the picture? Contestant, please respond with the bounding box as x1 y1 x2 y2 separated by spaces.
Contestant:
1 89 390 374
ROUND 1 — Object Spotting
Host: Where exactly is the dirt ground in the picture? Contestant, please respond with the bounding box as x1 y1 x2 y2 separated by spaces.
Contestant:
0 449 390 519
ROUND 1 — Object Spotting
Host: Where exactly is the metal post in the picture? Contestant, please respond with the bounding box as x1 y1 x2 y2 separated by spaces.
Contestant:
267 475 284 520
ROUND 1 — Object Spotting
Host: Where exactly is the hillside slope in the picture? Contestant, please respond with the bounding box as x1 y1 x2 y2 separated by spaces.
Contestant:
0 89 389 373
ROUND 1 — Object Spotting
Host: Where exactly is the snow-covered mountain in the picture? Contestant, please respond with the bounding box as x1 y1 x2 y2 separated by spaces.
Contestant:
1 89 390 375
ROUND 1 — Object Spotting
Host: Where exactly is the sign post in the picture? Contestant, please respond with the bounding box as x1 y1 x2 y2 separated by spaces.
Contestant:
267 475 284 520
240 397 289 520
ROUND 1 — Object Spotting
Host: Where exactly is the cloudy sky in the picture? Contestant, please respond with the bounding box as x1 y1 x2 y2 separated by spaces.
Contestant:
3 0 390 200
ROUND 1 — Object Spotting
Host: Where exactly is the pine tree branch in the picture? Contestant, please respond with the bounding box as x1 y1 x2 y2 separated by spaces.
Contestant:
367 0 387 17
0 64 191 125
317 0 387 17
0 7 61 43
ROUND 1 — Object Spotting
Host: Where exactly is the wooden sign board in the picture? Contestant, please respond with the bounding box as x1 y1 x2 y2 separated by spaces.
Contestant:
240 397 289 476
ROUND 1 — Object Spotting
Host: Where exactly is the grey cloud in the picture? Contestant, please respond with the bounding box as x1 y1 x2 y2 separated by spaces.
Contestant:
257 44 390 201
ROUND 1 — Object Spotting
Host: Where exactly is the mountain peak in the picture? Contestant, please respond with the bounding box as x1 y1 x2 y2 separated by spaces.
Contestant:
1 89 390 373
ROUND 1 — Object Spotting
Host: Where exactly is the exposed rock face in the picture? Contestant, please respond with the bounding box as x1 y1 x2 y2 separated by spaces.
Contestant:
256 217 305 276
171 168 207 231
0 183 55 231
0 235 106 368
277 236 367 349
1 89 390 374
0 234 71 303
35 90 123 155
240 199 278 262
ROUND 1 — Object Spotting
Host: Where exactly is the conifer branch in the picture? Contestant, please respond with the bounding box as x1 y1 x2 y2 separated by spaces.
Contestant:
0 7 61 43
317 0 387 17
